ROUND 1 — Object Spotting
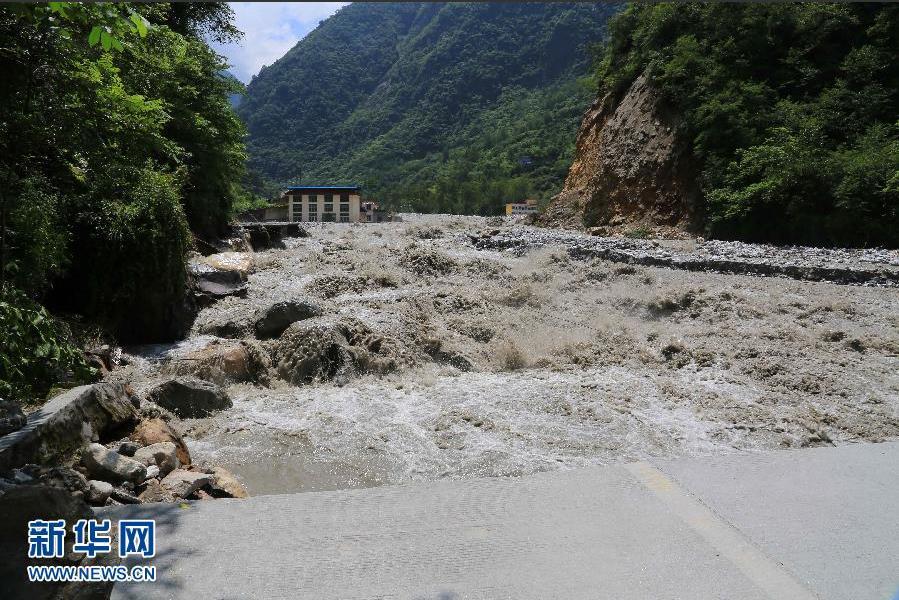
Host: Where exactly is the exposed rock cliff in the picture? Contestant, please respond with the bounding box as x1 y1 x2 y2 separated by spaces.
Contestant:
540 73 698 235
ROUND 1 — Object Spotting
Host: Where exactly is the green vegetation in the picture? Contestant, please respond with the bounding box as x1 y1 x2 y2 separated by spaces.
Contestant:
239 3 619 215
0 2 248 400
0 286 94 404
624 226 652 240
596 3 899 247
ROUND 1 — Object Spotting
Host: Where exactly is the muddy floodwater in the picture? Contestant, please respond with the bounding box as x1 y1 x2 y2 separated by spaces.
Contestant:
119 215 899 495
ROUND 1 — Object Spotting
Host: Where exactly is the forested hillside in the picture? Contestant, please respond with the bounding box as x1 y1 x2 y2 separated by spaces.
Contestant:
0 3 248 402
239 2 619 214
580 3 899 246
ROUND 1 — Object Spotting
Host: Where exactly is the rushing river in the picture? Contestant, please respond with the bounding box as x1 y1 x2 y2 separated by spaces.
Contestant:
120 215 899 495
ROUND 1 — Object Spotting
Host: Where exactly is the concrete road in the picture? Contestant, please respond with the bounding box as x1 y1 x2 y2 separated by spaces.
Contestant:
107 442 899 600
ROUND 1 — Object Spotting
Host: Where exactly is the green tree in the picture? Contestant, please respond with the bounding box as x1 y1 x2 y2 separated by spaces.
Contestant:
0 0 249 362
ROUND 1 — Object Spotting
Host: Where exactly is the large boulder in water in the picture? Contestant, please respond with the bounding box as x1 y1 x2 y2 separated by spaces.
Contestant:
190 252 253 307
146 377 232 418
200 252 254 280
273 322 349 384
160 468 213 498
165 340 271 386
254 300 323 339
195 279 248 306
272 318 402 385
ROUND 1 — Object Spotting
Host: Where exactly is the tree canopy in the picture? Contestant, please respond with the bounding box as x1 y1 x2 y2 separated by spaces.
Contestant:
0 1 249 402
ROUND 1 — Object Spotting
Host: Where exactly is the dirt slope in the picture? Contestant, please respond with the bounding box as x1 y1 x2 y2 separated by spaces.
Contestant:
540 73 698 235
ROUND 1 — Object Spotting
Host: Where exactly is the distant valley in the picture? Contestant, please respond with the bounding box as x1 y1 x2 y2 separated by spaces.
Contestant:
238 2 620 214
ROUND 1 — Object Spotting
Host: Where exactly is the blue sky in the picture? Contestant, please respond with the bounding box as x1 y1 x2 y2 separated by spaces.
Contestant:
212 2 348 83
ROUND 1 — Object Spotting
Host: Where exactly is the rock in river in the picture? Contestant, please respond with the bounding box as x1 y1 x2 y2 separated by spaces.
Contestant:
209 466 249 499
130 418 191 465
146 377 232 418
165 340 271 386
133 441 180 476
161 469 212 498
254 300 323 339
81 443 147 484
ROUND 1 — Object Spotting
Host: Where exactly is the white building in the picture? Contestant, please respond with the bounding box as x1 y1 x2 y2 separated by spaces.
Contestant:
281 186 362 223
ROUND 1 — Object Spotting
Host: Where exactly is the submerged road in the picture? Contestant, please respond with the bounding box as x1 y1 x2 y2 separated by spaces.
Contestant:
107 441 899 600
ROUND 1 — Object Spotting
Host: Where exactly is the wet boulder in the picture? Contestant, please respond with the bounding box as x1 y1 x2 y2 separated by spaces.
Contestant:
272 321 353 384
189 252 253 307
254 300 323 339
199 252 254 280
208 466 248 499
165 340 270 386
0 399 27 436
195 279 248 306
146 377 232 419
195 310 253 339
130 418 191 465
272 318 402 385
81 443 147 484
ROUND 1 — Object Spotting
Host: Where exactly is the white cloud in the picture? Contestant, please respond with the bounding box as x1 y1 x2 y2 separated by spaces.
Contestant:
213 2 348 83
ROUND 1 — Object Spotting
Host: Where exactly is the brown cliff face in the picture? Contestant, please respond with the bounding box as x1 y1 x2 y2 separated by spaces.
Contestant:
540 73 699 235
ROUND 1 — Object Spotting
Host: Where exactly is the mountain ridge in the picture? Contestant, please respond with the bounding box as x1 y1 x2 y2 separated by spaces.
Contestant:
239 2 619 213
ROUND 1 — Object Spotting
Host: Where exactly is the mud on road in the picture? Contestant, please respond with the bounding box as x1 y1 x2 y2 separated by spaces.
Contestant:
121 215 899 495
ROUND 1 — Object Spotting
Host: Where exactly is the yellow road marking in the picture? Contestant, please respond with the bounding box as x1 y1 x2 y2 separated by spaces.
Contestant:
625 461 819 600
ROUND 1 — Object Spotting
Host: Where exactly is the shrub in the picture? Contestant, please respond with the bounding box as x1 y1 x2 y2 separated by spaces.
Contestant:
0 286 94 404
624 226 652 239
3 176 69 295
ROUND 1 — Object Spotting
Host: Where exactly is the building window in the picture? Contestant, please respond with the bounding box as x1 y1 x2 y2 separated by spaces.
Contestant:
308 213 318 222
324 193 333 203
324 203 333 212
307 194 318 203
322 212 336 222
340 192 349 202
308 203 317 221
339 215 350 223
339 203 349 213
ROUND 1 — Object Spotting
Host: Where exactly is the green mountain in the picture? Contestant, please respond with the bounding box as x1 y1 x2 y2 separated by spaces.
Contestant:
238 2 619 214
